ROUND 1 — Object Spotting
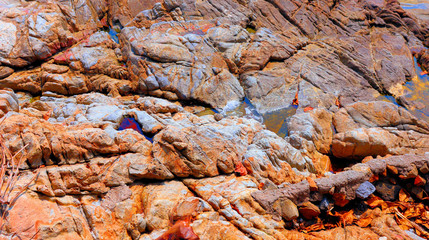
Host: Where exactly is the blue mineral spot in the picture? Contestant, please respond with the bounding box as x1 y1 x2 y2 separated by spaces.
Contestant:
118 117 153 142
104 27 120 44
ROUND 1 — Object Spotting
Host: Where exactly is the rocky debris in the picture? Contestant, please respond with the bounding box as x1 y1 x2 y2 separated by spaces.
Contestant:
375 181 402 201
298 202 321 220
252 154 429 220
356 181 376 199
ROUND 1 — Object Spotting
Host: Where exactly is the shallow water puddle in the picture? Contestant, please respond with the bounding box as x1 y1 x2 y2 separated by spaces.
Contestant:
222 97 263 121
118 117 153 142
104 27 120 44
402 59 429 121
262 106 297 138
196 108 218 117
377 57 429 122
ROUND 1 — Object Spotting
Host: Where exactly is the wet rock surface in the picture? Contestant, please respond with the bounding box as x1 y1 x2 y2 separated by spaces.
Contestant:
0 0 429 239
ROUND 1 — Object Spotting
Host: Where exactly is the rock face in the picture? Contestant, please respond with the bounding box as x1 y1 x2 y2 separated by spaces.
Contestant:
1 0 429 239
332 101 429 159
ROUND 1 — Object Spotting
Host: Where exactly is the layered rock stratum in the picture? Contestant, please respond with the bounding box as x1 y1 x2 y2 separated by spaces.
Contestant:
0 0 429 239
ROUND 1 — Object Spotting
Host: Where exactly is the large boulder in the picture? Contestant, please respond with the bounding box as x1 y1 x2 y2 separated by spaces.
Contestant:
332 101 429 159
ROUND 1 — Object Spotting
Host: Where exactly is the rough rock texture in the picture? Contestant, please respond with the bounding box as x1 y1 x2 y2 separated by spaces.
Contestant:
332 101 429 158
1 0 429 239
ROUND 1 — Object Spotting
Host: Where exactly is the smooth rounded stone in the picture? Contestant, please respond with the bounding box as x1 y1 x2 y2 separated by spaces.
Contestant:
272 198 299 221
214 113 223 121
0 66 14 78
298 202 321 220
355 181 376 199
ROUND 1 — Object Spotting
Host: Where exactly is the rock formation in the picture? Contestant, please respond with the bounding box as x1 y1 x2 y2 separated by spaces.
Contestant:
0 0 429 239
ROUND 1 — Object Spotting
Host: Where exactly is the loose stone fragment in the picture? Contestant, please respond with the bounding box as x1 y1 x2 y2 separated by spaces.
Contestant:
273 198 299 221
356 181 376 199
299 202 321 220
307 177 318 192
411 187 425 200
214 113 223 121
386 165 398 175
375 182 402 201
420 163 429 174
319 196 333 212
399 165 419 179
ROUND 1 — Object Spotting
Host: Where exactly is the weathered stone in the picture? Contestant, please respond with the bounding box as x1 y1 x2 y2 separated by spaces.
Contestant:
287 108 333 154
356 181 376 199
420 163 429 174
332 101 429 159
0 1 101 68
2 0 429 239
153 117 260 178
298 202 321 220
0 66 14 78
273 198 299 221
142 181 194 231
375 181 402 201
0 89 19 117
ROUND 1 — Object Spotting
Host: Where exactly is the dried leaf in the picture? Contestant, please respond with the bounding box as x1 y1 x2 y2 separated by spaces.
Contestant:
399 189 413 203
332 193 349 207
303 106 313 112
368 174 379 182
234 161 247 176
356 210 374 228
367 196 387 209
335 97 341 108
292 91 299 106
327 209 355 227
